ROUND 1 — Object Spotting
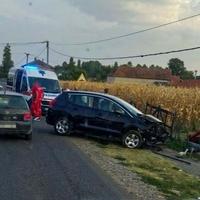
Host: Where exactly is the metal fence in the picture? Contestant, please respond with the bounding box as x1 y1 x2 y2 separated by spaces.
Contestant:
145 103 176 138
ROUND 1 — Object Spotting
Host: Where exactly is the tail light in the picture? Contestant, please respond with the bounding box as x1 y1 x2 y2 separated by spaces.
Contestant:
23 112 32 121
49 99 56 107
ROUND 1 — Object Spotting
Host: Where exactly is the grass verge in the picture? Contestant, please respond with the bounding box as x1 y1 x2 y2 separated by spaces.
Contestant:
94 142 200 200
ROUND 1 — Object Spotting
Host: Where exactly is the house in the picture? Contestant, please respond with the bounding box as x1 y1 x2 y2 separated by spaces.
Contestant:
172 79 200 88
107 65 172 85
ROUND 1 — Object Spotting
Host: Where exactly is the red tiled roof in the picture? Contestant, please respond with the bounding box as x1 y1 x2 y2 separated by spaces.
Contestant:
173 79 200 88
111 65 172 81
170 75 181 84
22 59 54 71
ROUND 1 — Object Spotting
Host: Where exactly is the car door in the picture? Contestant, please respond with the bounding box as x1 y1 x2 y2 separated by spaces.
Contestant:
67 93 96 131
89 96 129 136
87 97 111 134
106 101 130 135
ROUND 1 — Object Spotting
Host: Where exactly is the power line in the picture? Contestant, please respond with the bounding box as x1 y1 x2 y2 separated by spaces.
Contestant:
0 41 46 46
50 48 72 58
35 47 47 59
52 13 200 46
50 45 200 60
11 47 46 66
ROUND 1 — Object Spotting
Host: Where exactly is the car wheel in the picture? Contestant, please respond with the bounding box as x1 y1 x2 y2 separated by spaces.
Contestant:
25 134 32 140
55 117 71 136
122 130 143 149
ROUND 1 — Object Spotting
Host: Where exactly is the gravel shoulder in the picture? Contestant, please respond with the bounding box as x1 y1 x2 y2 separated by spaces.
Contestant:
70 136 166 200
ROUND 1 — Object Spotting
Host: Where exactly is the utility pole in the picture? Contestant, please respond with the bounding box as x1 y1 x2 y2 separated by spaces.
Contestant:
41 40 49 64
46 41 49 64
194 70 198 79
25 53 30 64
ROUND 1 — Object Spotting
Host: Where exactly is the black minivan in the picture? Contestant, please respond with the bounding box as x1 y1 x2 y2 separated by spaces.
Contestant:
46 91 169 148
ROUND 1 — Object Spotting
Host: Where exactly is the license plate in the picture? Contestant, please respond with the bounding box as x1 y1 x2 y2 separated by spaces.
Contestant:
0 124 16 128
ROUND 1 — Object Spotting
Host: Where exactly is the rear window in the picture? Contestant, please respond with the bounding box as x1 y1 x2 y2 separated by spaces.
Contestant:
0 95 28 110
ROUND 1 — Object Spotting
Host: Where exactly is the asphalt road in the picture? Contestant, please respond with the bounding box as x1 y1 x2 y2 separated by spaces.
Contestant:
0 119 131 200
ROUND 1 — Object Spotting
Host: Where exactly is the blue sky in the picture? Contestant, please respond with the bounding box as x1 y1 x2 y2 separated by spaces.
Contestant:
0 0 200 73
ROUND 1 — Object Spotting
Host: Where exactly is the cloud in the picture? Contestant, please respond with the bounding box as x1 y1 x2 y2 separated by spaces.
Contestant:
66 0 200 27
0 0 51 24
66 0 134 23
0 0 199 72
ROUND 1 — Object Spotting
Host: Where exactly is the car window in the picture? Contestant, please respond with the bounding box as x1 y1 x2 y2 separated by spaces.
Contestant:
21 77 28 92
68 94 94 108
7 75 13 87
28 77 61 93
0 95 28 110
111 103 125 114
96 97 125 114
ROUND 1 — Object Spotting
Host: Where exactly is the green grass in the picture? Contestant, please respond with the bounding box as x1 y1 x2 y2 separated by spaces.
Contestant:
166 138 188 152
94 143 200 200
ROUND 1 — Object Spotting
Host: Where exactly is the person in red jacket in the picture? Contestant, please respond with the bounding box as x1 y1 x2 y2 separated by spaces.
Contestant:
31 81 44 121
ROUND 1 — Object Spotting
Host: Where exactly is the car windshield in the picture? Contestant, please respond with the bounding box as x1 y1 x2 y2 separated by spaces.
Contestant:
110 95 143 116
0 95 28 110
28 77 61 93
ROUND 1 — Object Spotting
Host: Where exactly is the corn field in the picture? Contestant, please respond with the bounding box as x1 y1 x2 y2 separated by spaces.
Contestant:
60 81 200 131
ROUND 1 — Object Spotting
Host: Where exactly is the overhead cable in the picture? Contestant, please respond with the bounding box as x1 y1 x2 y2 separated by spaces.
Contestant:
0 41 46 46
35 47 47 58
50 45 200 60
51 13 200 46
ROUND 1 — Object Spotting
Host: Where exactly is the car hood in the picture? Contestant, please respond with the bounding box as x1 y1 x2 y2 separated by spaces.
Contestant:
138 114 163 124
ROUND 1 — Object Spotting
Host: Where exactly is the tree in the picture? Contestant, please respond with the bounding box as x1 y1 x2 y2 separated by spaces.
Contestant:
168 58 185 76
114 62 118 68
136 64 142 68
149 64 155 69
168 58 194 79
62 61 68 68
142 64 148 68
127 61 132 67
181 70 194 80
82 61 102 80
0 65 4 78
68 57 75 68
2 43 14 77
77 59 81 68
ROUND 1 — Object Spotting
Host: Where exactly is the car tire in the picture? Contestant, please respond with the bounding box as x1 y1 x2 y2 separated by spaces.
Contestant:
122 130 143 149
54 117 71 136
25 134 32 140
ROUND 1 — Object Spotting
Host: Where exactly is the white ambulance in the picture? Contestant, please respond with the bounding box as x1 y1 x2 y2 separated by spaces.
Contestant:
7 60 61 114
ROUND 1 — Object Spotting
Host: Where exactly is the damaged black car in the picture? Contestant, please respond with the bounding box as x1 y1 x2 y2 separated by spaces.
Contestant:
46 91 170 148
